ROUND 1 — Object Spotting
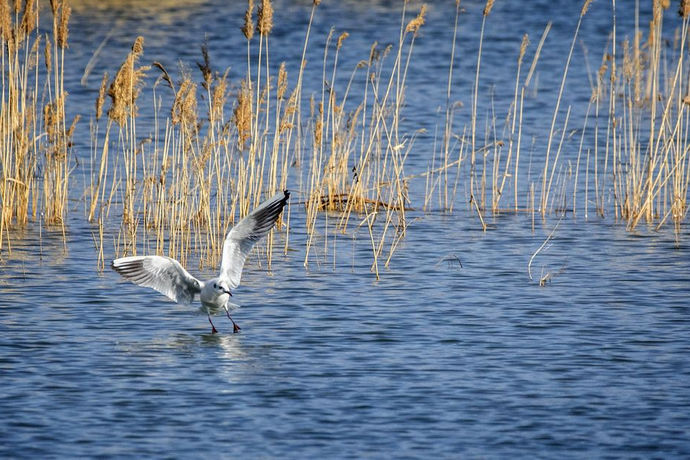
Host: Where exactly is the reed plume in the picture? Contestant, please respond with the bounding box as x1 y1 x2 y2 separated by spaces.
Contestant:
233 79 253 149
95 72 108 120
681 0 690 17
257 0 273 36
44 35 52 72
197 41 212 90
277 62 288 100
337 31 349 50
171 75 198 128
483 0 495 16
0 1 11 44
581 0 593 16
405 4 427 33
57 3 70 48
519 33 529 61
19 0 38 42
242 0 254 40
210 70 228 122
107 36 147 126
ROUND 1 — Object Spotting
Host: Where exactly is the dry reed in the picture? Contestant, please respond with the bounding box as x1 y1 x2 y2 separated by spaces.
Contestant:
1 0 76 255
3 0 689 274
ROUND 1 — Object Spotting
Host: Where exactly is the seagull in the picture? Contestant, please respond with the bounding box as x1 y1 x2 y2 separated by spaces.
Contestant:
111 190 290 334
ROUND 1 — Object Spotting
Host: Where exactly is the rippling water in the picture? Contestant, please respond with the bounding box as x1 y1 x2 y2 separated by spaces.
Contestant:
2 0 690 457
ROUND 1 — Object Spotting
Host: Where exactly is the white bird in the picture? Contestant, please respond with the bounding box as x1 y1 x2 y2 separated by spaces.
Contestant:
111 190 290 334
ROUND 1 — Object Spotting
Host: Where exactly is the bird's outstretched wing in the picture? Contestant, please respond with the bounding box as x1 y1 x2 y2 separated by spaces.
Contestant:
111 256 201 305
219 190 290 289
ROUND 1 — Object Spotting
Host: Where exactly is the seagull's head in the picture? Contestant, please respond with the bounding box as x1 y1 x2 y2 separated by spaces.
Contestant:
212 281 232 297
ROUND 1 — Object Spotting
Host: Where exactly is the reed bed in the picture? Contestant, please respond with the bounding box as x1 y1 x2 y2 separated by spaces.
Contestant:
86 0 297 271
3 0 690 275
1 0 76 255
301 4 427 276
89 34 291 270
425 0 690 238
85 0 424 279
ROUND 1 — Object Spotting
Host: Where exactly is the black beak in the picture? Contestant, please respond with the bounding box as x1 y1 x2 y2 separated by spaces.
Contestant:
224 289 232 296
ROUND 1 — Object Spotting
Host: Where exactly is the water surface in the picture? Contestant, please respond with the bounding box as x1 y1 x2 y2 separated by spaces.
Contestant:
2 0 690 457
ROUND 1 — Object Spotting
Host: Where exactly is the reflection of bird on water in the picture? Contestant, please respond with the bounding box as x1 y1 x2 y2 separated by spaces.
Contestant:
112 190 290 334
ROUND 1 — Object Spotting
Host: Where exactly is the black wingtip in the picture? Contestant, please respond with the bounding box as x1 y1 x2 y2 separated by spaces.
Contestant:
110 259 122 271
283 189 290 201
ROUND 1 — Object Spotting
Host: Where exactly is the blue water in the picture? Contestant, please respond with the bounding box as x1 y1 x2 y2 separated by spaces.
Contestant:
2 0 690 458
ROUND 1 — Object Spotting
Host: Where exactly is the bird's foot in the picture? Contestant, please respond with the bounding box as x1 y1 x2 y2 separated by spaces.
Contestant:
225 309 241 333
208 314 219 334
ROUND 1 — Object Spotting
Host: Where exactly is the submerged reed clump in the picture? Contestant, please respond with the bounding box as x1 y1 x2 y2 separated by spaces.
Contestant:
1 1 36 237
415 0 689 240
299 3 434 275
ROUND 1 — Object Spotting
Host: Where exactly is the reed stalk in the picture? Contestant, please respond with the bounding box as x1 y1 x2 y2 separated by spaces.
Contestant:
470 0 493 226
1 0 77 253
441 0 462 212
541 0 591 217
5 0 688 274
494 34 528 213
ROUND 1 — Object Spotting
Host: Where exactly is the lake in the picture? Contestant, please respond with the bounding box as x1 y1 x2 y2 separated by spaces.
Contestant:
2 0 690 457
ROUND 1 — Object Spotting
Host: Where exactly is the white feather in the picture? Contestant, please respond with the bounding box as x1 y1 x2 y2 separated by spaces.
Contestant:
111 255 201 305
110 190 289 334
219 190 290 289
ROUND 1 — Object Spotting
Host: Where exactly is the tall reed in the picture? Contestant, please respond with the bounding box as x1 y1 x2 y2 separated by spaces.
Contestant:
1 0 75 254
4 0 687 274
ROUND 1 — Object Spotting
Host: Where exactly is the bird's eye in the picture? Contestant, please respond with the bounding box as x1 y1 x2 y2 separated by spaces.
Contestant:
213 283 217 288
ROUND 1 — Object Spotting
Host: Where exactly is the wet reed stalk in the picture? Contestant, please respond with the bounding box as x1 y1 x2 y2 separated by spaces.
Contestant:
442 0 462 212
496 34 528 212
541 0 591 216
470 0 493 228
518 22 551 211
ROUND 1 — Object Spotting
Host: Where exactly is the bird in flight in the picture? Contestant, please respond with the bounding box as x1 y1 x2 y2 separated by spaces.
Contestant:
112 190 290 334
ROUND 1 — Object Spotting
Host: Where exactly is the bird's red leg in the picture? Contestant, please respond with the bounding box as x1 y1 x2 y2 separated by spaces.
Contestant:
208 314 219 334
223 305 241 333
